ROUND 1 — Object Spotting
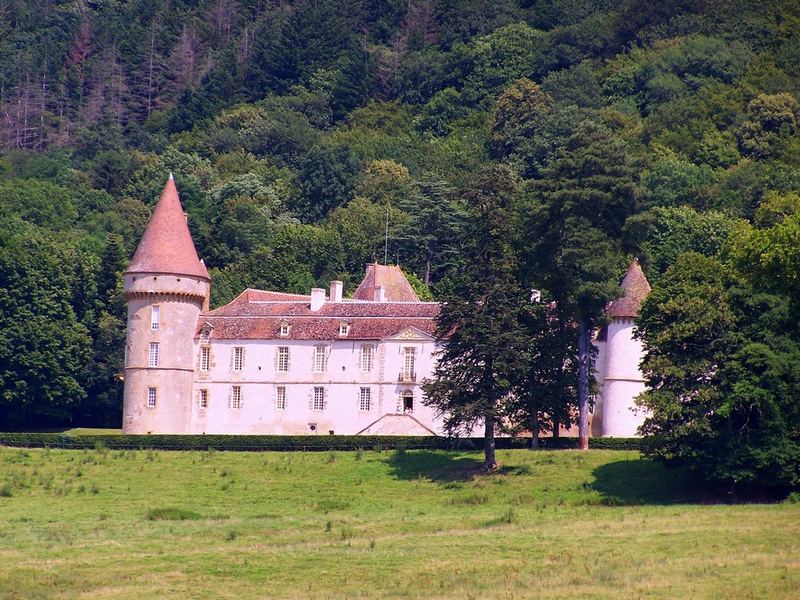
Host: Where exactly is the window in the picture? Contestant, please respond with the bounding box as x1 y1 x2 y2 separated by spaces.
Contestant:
402 391 414 414
198 389 209 410
401 347 416 381
200 347 210 371
200 327 211 343
151 306 160 330
276 386 286 410
313 344 327 372
338 322 350 336
277 347 289 372
147 387 157 408
360 344 374 372
148 342 159 367
232 347 244 371
229 385 242 410
279 322 290 337
359 387 371 411
313 387 325 411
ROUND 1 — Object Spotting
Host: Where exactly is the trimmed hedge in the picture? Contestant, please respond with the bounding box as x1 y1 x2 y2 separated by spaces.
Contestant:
0 432 642 452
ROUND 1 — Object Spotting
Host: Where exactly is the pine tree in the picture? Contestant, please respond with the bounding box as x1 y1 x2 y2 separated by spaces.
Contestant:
519 120 642 449
423 166 525 470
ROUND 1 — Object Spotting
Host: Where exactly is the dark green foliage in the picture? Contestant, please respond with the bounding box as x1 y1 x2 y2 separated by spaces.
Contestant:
0 228 92 429
293 144 363 222
422 166 525 469
0 432 642 451
636 253 800 492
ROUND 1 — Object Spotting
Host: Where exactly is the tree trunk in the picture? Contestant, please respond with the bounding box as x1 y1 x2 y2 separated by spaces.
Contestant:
577 318 590 450
530 392 539 449
483 413 497 470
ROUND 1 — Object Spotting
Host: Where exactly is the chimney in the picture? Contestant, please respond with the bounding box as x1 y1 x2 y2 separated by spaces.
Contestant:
330 280 343 303
373 286 385 302
310 288 326 311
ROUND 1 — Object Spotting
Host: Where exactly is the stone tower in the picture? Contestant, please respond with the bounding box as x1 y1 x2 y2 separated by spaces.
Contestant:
599 259 651 437
122 175 210 434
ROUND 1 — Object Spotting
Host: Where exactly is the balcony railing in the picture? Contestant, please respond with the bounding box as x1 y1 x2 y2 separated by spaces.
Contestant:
398 371 417 383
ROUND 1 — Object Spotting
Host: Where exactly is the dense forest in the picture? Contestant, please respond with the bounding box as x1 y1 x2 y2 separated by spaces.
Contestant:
1 0 799 486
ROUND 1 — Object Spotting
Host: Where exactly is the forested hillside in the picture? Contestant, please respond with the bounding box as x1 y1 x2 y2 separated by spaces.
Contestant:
1 0 800 453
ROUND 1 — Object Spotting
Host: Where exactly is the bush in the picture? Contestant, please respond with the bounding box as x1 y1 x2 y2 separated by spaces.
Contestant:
0 432 642 452
145 507 202 521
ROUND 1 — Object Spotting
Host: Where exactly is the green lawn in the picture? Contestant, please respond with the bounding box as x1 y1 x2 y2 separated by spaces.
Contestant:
0 447 797 599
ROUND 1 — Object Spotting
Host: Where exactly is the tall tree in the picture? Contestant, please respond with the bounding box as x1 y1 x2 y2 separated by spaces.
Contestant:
519 120 642 448
423 166 524 470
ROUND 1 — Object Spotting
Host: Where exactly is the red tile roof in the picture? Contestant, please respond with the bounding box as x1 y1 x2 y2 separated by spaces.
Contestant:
352 263 420 302
607 259 651 318
201 289 439 340
125 175 210 280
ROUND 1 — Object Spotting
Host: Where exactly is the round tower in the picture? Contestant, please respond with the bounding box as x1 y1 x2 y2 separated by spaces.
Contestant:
601 259 651 437
122 175 210 434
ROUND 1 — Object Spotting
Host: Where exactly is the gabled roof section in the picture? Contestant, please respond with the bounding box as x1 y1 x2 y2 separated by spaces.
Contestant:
125 175 210 280
352 263 420 302
607 259 651 318
356 413 438 436
383 326 436 342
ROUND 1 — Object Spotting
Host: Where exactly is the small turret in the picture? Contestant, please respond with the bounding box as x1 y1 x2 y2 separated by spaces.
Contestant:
599 259 651 437
121 176 210 433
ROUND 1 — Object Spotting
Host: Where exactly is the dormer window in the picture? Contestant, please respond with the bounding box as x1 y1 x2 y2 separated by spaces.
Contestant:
279 322 291 337
338 322 350 337
200 324 213 344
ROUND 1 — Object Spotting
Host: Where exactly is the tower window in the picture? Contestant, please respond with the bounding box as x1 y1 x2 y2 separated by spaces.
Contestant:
151 306 160 330
198 389 209 410
200 347 210 371
147 387 157 408
313 345 327 372
277 347 289 372
276 386 287 410
359 387 371 411
148 342 159 367
313 387 325 411
232 347 244 371
229 385 242 410
360 345 374 372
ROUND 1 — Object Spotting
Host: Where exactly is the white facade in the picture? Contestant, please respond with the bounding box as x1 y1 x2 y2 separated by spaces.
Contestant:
187 331 443 435
592 317 648 437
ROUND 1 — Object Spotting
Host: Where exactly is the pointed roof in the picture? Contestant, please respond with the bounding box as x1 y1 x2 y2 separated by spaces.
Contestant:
607 259 651 318
352 263 419 302
125 175 210 280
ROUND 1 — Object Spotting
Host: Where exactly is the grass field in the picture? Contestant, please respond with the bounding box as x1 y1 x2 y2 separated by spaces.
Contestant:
0 446 797 599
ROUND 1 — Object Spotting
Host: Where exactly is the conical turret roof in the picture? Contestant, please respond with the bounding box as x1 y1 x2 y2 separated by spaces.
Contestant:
352 263 420 302
125 175 210 279
607 259 651 318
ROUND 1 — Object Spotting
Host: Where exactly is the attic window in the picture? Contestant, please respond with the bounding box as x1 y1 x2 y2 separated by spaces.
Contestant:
338 322 350 337
279 322 290 337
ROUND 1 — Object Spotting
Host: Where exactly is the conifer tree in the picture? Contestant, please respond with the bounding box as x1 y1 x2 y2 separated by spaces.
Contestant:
423 166 524 470
519 120 641 448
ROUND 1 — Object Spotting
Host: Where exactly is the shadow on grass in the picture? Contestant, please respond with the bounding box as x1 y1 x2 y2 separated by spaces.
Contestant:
590 459 705 505
384 451 484 483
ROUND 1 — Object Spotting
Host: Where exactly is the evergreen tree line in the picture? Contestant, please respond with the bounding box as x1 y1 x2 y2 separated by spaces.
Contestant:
0 0 799 492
